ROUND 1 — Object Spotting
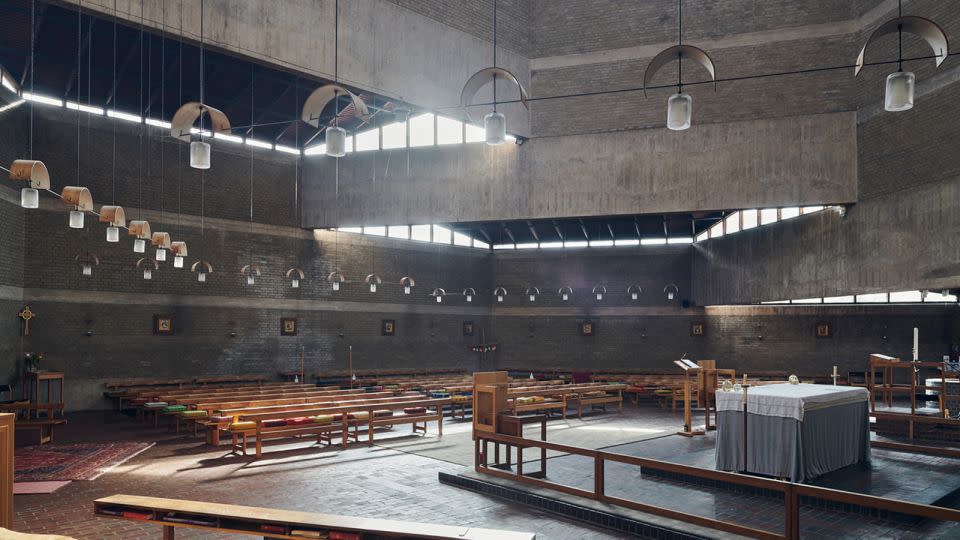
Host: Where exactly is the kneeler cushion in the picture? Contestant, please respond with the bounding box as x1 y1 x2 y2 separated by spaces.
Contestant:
313 415 334 425
262 419 286 427
352 411 370 420
451 395 471 404
162 405 187 413
285 417 313 426
332 413 354 421
403 406 427 415
229 421 256 430
143 402 168 409
180 410 208 418
210 415 233 423
372 409 394 417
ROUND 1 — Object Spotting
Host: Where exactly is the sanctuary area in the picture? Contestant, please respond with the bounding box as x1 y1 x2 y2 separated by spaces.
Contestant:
0 1 959 539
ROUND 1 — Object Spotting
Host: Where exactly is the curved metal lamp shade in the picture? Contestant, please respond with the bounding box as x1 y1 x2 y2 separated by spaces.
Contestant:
240 263 262 285
151 232 172 249
98 206 126 227
558 286 573 301
60 186 94 211
136 257 159 280
300 84 369 128
431 287 446 303
286 267 305 288
8 160 50 189
642 45 717 96
493 286 508 303
128 220 151 239
191 260 214 282
459 67 530 123
400 276 416 294
463 287 477 303
627 285 643 300
75 252 100 276
854 16 948 77
170 102 232 142
525 286 540 302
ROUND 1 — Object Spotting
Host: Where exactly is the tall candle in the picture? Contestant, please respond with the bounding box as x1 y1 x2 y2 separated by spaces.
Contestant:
913 327 919 361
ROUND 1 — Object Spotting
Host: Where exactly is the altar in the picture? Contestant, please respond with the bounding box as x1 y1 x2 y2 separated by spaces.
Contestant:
715 383 870 482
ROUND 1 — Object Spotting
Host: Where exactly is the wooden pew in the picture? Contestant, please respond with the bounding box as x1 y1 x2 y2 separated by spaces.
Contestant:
93 494 535 539
235 397 451 457
15 418 67 445
507 383 628 418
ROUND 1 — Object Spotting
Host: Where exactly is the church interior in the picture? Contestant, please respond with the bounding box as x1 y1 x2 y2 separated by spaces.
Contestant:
1 0 959 538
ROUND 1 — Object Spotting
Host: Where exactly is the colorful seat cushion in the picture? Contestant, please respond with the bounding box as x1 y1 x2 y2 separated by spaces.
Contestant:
403 406 427 415
332 413 354 421
162 405 187 413
313 415 334 425
262 419 287 428
654 389 674 396
372 409 394 418
210 415 233 423
180 410 208 418
285 417 313 426
583 391 608 398
430 392 450 398
451 395 471 404
352 411 370 420
142 402 168 409
516 397 535 404
229 421 256 430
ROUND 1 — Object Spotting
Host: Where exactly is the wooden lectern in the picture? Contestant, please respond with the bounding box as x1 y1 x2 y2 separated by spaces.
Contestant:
473 371 509 434
674 359 704 437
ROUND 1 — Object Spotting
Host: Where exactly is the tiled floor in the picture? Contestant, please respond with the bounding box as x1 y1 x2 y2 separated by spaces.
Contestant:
11 410 630 539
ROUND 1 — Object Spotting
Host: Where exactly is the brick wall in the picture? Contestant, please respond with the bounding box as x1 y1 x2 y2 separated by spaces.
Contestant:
385 0 531 57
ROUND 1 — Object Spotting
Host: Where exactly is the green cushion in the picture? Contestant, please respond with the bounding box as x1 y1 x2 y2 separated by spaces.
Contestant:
162 405 187 413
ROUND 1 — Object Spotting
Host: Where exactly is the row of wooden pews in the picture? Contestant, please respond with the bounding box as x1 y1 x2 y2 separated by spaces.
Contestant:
506 383 627 418
104 375 270 411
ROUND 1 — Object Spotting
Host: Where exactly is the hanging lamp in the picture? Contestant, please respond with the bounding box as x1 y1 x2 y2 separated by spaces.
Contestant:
192 260 213 283
526 287 540 302
664 283 680 301
151 232 171 262
365 274 382 293
128 220 151 253
463 287 476 303
327 271 345 291
593 285 607 301
459 0 529 144
854 2 947 112
431 287 446 303
400 276 416 295
171 241 188 268
136 257 159 280
558 286 573 302
75 252 100 276
99 206 126 243
241 263 261 286
494 286 508 303
628 285 643 301
286 267 305 289
643 0 716 131
61 186 93 229
8 160 49 209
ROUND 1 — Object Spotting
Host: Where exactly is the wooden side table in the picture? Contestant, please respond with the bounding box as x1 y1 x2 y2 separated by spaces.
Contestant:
492 413 548 479
21 371 65 419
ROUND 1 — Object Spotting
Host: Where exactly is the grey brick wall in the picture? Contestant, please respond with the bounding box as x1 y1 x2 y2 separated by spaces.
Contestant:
385 0 531 57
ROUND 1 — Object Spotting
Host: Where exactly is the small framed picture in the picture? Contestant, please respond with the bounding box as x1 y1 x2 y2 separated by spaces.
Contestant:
579 321 595 337
153 314 174 335
381 319 396 336
281 317 298 336
462 321 474 336
815 322 831 338
691 322 705 337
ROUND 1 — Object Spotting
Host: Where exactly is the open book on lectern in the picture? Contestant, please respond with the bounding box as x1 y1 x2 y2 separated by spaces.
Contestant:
673 358 701 370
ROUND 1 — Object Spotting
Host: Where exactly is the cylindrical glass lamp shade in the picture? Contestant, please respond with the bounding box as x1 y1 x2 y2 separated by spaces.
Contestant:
369 283 377 293
291 279 300 288
466 294 473 303
69 210 85 229
173 256 184 268
81 264 92 276
667 292 675 300
133 238 146 253
190 141 211 169
155 248 167 262
436 295 442 303
106 226 120 242
631 292 638 300
596 293 603 301
332 281 340 291
484 112 506 145
667 93 692 131
404 286 411 295
20 188 39 209
143 269 152 280
885 71 915 112
325 126 347 157
496 295 504 303
562 293 569 301
197 272 206 283
529 295 536 302
246 275 255 286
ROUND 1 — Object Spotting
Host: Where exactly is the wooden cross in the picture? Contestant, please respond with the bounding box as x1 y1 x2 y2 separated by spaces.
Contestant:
18 305 34 336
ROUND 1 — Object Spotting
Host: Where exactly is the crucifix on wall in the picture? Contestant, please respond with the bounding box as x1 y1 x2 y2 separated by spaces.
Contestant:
18 305 35 336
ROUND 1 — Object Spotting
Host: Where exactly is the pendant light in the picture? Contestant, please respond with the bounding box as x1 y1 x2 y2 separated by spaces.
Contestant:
558 286 573 302
61 187 93 229
643 0 716 131
7 160 49 209
526 287 540 302
153 14 171 263
171 241 188 268
628 285 643 301
300 0 369 158
241 264 261 286
241 66 261 287
593 285 606 301
192 260 213 283
287 267 305 289
151 232 171 262
854 2 947 112
100 206 125 242
172 7 187 269
366 274 382 293
494 287 507 303
327 271 345 291
128 221 151 253
401 276 415 295
137 258 158 280
459 0 529 144
68 4 85 231
664 283 680 301
431 287 446 303
75 252 99 276
170 0 231 167
463 287 476 303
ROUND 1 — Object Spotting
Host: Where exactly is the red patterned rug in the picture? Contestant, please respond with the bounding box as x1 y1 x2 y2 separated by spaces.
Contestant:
14 442 154 482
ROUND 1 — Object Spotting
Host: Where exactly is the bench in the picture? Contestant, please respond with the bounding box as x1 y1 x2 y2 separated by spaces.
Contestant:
233 397 451 457
15 418 67 445
93 494 535 539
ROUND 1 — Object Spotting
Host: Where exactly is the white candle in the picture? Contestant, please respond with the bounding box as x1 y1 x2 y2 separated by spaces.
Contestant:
832 366 838 376
913 327 919 361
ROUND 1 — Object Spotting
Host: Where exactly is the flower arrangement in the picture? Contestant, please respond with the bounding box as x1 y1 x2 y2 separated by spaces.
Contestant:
24 352 43 372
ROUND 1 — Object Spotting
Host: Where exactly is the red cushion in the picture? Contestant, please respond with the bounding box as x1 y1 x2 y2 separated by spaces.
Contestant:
330 531 361 540
285 417 312 426
403 406 427 415
262 419 286 427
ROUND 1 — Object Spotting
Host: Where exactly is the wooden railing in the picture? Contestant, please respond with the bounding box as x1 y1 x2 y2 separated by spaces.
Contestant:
474 431 960 540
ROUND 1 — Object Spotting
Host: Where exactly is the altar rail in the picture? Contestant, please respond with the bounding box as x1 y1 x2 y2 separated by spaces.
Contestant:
473 431 960 540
